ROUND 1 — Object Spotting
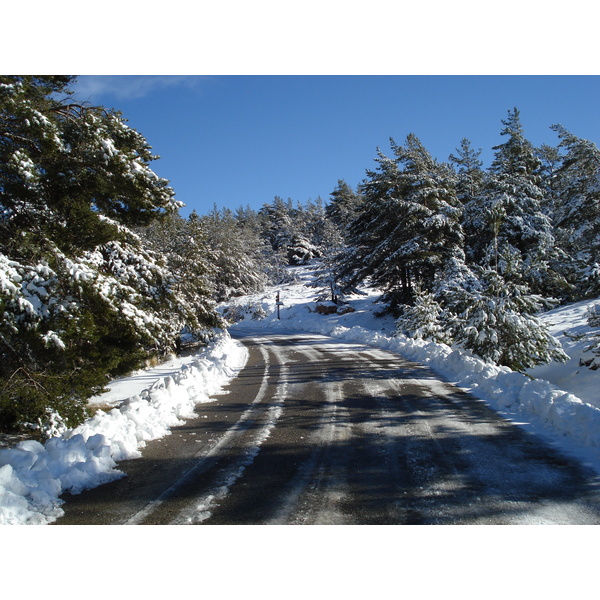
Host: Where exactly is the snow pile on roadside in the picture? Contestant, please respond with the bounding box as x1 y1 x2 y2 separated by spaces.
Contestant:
86 352 206 409
227 265 600 469
0 332 248 525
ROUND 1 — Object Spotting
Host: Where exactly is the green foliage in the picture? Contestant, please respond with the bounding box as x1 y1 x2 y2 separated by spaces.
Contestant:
4 86 600 432
337 107 593 371
449 138 485 205
549 124 600 298
0 77 179 255
0 76 214 434
258 196 323 266
140 212 221 340
462 109 560 296
200 206 271 301
326 179 363 234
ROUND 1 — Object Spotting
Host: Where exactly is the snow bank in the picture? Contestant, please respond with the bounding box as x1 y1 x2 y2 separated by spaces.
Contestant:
0 332 248 525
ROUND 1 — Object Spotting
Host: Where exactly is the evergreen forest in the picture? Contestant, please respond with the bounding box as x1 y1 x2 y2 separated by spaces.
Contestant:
2 76 599 434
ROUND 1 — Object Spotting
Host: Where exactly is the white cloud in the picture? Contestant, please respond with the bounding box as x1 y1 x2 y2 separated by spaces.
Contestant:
72 75 207 102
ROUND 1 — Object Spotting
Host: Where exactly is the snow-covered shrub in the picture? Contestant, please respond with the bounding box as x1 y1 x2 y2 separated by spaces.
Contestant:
287 234 321 265
447 268 568 372
221 301 268 324
394 286 452 345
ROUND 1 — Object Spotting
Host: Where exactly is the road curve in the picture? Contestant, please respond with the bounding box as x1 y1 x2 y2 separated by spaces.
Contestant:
53 329 600 525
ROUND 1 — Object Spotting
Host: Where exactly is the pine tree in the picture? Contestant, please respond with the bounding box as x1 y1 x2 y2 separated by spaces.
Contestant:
338 147 403 299
550 124 600 298
201 206 270 301
258 197 294 255
325 179 363 235
258 196 320 265
308 218 346 302
340 134 464 309
0 76 190 433
394 285 451 344
446 267 568 372
449 138 485 205
535 142 563 199
139 212 220 347
464 109 562 297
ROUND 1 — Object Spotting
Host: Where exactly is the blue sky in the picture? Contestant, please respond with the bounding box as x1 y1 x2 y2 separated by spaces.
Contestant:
8 1 599 219
72 75 600 218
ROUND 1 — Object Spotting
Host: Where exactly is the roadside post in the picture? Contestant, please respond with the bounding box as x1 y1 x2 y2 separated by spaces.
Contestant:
276 291 283 320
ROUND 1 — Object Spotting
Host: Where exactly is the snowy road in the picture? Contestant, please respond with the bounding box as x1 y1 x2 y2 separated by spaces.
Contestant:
54 330 600 525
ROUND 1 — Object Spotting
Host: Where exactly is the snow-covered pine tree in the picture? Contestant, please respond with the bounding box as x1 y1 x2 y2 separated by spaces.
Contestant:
201 206 269 301
394 285 451 344
258 196 321 265
445 267 568 372
449 138 485 205
308 218 346 302
0 76 194 432
301 197 328 250
549 124 600 298
336 146 403 298
441 126 570 371
325 179 363 237
340 134 464 309
286 199 323 265
465 109 563 297
139 211 221 347
535 142 564 199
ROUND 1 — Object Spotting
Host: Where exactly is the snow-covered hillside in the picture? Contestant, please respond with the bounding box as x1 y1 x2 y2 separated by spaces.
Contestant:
527 300 600 408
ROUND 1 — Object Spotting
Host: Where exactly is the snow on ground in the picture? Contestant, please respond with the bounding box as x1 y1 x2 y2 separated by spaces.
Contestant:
226 265 600 476
527 299 599 408
87 352 203 409
0 331 247 525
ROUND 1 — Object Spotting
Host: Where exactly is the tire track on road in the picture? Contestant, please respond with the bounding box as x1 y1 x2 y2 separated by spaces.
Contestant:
124 344 277 524
170 350 289 524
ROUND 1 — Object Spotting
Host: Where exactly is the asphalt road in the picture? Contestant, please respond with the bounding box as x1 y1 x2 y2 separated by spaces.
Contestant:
53 329 600 525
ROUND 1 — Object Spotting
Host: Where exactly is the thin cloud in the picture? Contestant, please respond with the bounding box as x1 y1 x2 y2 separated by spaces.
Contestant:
72 75 207 102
